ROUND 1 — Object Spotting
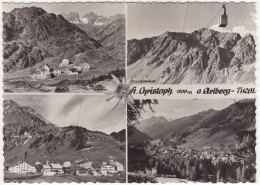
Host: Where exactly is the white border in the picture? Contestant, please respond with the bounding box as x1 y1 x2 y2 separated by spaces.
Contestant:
0 1 259 185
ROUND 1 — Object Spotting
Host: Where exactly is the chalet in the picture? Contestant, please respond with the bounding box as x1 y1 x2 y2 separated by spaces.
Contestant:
101 164 116 176
62 161 72 167
53 69 62 75
109 156 114 164
81 63 91 71
8 162 37 174
67 165 81 175
68 68 81 75
115 162 124 172
76 168 89 176
62 59 70 65
74 159 93 169
35 161 42 165
24 131 32 139
42 164 55 176
79 161 92 169
73 66 82 71
74 158 85 165
45 160 51 165
39 70 52 79
50 163 63 174
43 64 51 72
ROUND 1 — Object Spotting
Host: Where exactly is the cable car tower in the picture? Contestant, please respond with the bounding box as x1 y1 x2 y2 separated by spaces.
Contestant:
218 4 228 27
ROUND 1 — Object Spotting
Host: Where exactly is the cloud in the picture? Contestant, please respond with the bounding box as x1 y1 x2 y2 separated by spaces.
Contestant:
209 24 255 37
58 96 82 116
154 108 184 121
209 24 231 33
154 112 174 121
232 26 255 37
3 95 126 134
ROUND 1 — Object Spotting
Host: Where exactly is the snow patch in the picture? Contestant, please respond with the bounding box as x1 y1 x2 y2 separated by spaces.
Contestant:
94 21 104 26
24 139 29 144
80 17 89 24
71 20 81 24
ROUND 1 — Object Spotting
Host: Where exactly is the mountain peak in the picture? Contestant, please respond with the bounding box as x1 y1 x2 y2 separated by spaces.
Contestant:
62 12 82 23
84 12 97 17
3 7 102 72
3 99 20 109
128 27 255 84
10 6 47 19
241 33 255 43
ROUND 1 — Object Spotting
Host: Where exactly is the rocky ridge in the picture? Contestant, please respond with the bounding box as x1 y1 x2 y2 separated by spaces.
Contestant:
3 7 101 72
62 12 125 46
3 100 124 166
128 28 255 84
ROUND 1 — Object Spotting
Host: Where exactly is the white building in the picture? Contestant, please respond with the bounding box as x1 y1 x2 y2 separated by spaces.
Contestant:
76 168 88 176
73 66 82 71
101 165 116 176
109 156 114 164
42 165 56 176
50 163 63 174
115 162 124 172
62 59 70 65
68 71 80 75
79 161 92 169
53 70 62 75
43 64 50 72
81 63 91 71
74 159 93 169
35 161 42 165
23 132 32 139
62 161 71 167
8 162 37 174
45 160 51 165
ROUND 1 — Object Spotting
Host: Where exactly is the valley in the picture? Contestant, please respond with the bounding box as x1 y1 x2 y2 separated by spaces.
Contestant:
128 99 256 183
3 98 126 182
3 7 125 93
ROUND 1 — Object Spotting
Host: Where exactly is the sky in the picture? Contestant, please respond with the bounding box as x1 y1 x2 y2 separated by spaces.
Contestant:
141 99 237 121
127 2 256 39
4 94 126 134
2 2 126 17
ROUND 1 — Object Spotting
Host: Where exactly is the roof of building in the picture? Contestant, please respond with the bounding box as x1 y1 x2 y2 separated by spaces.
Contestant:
102 164 115 168
50 163 62 169
42 164 51 169
9 161 35 168
74 158 88 163
63 161 71 163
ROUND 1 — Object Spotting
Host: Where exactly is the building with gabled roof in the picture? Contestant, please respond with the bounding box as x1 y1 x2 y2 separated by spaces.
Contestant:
8 162 36 174
62 161 72 167
50 163 63 174
42 164 54 176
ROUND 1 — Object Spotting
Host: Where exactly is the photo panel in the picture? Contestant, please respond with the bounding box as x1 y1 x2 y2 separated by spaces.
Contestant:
127 99 256 183
3 94 126 183
127 2 256 84
2 2 126 93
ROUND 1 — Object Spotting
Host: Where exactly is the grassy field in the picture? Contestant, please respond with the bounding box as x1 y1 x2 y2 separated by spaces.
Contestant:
23 176 75 183
5 174 124 183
